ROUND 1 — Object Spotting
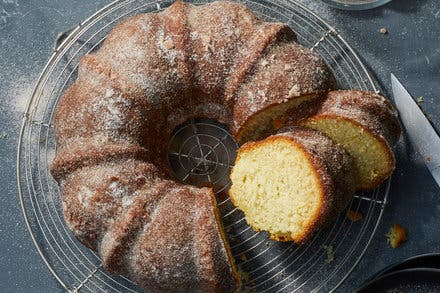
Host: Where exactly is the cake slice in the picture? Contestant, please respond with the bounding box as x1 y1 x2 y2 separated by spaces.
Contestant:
300 90 401 190
229 127 355 243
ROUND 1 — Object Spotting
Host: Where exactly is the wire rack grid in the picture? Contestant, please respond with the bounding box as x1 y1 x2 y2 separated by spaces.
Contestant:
17 0 390 292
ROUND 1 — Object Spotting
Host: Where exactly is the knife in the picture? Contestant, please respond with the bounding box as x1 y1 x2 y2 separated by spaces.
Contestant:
391 73 440 188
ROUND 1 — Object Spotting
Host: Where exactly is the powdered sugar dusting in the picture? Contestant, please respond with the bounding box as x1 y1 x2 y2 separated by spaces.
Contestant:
121 196 135 209
288 84 301 97
157 29 182 66
107 181 128 199
190 31 199 40
91 93 132 133
77 185 94 208
5 75 34 118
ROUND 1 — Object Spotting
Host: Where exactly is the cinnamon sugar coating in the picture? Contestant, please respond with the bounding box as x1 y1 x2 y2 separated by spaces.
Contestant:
51 0 336 291
314 90 401 146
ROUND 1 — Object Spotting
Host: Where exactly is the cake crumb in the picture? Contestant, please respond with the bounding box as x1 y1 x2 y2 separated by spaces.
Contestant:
347 210 363 222
323 245 334 264
240 254 247 262
163 39 174 49
379 27 388 34
386 224 408 248
417 96 424 103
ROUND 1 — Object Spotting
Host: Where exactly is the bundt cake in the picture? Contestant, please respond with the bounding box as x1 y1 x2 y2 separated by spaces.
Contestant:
60 161 238 292
229 127 356 243
300 90 401 190
50 0 337 291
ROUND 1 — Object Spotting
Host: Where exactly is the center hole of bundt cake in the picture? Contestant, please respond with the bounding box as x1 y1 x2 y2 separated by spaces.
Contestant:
167 118 238 194
188 144 218 173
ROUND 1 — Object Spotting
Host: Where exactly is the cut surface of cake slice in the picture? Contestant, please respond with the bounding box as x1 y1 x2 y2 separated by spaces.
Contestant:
300 90 401 190
229 127 355 243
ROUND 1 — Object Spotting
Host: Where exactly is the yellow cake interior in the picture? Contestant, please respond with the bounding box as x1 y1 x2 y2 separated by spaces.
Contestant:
302 116 392 189
229 138 322 241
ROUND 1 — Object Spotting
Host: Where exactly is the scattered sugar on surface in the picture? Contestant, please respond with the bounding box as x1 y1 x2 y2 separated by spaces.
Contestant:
90 93 132 133
4 75 34 118
108 181 127 199
194 102 229 119
138 21 151 33
77 185 94 208
246 91 257 112
157 29 182 66
190 31 199 40
122 196 135 209
288 84 301 97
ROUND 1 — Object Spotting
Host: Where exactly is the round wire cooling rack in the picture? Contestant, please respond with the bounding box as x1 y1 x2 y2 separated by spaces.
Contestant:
17 0 391 292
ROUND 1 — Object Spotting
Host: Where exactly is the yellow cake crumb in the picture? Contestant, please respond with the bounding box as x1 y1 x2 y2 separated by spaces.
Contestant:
386 224 408 248
230 138 322 242
240 254 247 262
163 39 174 49
302 117 392 189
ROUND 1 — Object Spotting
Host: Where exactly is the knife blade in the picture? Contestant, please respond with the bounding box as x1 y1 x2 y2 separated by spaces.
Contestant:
391 73 440 188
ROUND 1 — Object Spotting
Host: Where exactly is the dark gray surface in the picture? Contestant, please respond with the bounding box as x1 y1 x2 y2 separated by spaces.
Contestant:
1 0 439 292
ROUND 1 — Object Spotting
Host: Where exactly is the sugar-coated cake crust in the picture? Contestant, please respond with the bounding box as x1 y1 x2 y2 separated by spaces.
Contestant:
50 0 337 291
230 127 355 243
301 90 401 189
232 42 336 142
61 160 238 292
314 90 401 146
